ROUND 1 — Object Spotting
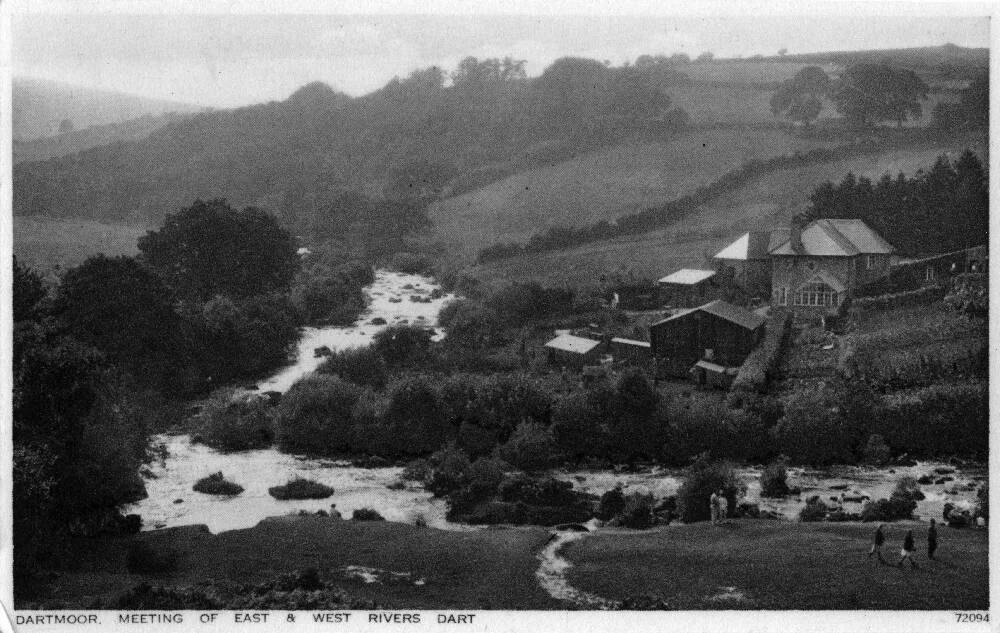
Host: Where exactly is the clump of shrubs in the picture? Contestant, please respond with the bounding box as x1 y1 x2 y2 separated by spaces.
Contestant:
759 459 790 498
268 477 334 500
352 508 385 521
799 496 829 522
862 434 892 465
860 477 923 522
676 453 744 523
193 472 244 496
273 375 363 456
192 391 274 452
317 347 388 391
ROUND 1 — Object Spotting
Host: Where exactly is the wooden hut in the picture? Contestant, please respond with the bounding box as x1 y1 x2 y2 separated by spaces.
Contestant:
657 269 717 308
544 334 602 370
649 300 766 379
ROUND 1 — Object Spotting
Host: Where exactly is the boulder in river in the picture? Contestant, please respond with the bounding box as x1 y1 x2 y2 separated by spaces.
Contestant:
314 345 333 358
370 317 387 325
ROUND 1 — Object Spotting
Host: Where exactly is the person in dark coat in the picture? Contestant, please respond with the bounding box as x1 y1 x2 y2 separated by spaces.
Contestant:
868 524 886 563
898 529 918 568
927 518 938 560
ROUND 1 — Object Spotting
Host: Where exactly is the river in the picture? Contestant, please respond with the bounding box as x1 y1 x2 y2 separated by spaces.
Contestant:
129 269 984 537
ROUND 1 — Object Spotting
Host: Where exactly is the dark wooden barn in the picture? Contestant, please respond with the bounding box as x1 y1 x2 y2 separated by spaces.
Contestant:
649 300 766 378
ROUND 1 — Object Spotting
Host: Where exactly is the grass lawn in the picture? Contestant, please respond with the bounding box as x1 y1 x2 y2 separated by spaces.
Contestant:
25 517 561 610
563 520 988 610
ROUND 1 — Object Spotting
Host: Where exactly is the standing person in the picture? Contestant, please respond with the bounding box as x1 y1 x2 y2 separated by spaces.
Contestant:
717 489 729 522
709 490 719 524
898 529 918 568
927 519 938 560
868 524 886 563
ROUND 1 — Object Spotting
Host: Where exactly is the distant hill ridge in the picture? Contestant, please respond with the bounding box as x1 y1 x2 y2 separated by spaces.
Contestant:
13 77 206 141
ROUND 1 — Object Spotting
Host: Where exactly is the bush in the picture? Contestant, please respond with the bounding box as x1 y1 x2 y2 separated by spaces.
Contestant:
730 311 792 394
126 542 179 574
379 376 451 456
268 477 334 500
596 486 627 521
193 472 243 496
352 508 385 521
862 434 891 465
877 381 987 459
273 375 363 456
551 392 605 462
373 325 432 368
194 391 274 452
799 496 828 522
496 421 556 471
860 497 915 522
425 444 472 497
617 493 656 529
676 454 744 523
317 346 387 391
759 459 790 498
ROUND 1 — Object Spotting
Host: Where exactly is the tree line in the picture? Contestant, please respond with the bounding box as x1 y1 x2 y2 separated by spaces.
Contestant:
11 200 379 588
805 149 987 254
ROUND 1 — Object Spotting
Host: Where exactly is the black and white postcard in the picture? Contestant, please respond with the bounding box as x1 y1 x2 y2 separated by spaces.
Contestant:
1 2 993 632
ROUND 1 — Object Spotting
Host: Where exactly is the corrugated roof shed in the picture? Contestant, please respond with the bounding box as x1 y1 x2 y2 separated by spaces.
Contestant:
653 299 766 331
713 231 772 261
658 268 716 285
611 337 651 348
769 219 894 256
544 334 601 355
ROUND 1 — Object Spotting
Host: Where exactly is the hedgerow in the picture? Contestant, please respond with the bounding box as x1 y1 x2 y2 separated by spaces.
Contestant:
729 310 791 396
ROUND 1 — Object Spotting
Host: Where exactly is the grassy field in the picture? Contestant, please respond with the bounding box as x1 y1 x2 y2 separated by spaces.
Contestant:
429 128 837 262
14 215 147 279
563 520 988 609
25 517 561 609
463 133 986 290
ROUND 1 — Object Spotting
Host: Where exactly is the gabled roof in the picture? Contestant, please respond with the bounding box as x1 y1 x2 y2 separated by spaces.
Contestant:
658 268 716 285
769 219 895 257
652 299 766 331
544 334 601 355
713 231 772 261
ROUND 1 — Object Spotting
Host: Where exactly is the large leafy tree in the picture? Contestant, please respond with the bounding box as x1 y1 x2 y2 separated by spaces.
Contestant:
770 66 830 127
831 63 929 128
138 198 299 301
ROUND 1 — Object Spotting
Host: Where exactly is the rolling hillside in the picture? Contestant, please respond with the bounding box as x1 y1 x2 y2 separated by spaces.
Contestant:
13 77 204 141
429 128 838 261
13 112 195 163
13 216 147 279
463 132 987 291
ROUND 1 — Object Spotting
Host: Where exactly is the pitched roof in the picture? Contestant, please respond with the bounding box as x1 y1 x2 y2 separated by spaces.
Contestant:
652 299 766 331
544 334 601 355
658 268 716 285
769 219 894 257
713 231 772 261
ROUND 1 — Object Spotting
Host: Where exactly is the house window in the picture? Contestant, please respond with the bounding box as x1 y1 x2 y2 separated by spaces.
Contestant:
925 266 936 282
866 255 875 270
793 281 838 307
773 286 788 306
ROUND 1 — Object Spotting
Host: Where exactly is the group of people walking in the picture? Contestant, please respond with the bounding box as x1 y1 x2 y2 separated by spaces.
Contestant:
868 520 938 568
709 489 729 523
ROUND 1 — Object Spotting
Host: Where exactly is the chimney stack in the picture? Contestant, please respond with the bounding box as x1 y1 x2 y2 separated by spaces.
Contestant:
790 216 806 253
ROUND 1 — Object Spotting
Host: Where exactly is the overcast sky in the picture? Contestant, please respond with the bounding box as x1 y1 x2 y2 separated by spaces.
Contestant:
11 10 991 108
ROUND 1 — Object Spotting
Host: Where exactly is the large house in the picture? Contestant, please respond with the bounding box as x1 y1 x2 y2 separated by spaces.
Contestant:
768 218 894 317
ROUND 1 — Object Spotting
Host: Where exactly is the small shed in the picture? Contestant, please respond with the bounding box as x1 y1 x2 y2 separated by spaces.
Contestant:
610 337 652 365
690 360 739 390
658 269 717 307
649 299 766 378
544 334 603 369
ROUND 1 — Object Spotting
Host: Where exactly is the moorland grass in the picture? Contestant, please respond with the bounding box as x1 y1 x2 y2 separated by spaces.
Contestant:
563 520 988 610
